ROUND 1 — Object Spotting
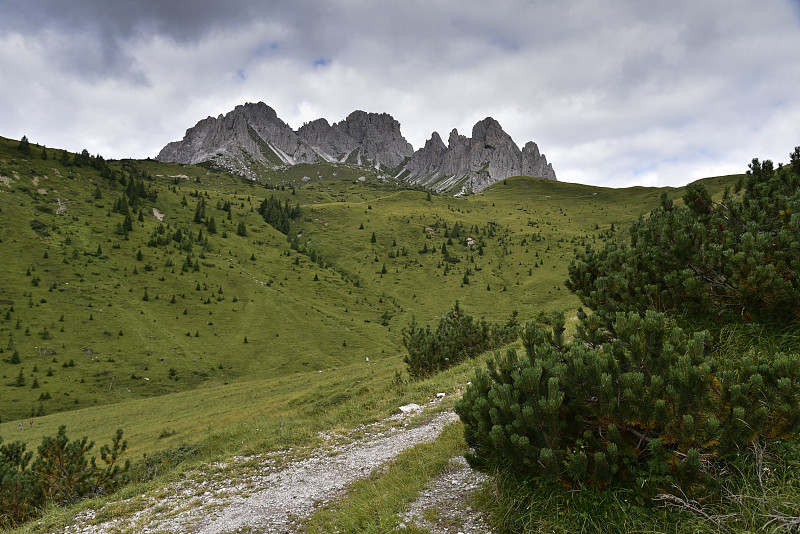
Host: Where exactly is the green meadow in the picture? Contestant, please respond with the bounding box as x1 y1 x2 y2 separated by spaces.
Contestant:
5 134 771 532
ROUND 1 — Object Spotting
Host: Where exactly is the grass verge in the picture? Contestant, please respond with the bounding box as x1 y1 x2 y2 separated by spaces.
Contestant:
475 438 800 534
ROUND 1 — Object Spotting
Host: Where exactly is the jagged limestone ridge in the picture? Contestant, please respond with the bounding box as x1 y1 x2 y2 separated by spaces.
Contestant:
157 103 556 193
403 118 556 194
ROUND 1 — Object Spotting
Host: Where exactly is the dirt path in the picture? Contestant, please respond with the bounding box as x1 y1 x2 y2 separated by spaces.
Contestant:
400 455 492 534
61 403 490 533
196 411 459 533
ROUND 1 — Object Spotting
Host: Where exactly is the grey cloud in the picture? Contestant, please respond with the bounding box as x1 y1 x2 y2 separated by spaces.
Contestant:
1 0 799 188
0 0 266 79
1 0 264 41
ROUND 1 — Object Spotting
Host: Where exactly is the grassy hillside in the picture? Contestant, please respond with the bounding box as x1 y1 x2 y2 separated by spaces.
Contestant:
9 134 783 533
0 133 740 464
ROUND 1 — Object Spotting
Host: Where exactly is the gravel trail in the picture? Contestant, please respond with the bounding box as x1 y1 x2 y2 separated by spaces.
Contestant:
196 410 459 533
63 407 463 533
400 455 493 534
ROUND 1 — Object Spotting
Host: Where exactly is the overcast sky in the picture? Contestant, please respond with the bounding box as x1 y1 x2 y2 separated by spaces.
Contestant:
1 0 798 188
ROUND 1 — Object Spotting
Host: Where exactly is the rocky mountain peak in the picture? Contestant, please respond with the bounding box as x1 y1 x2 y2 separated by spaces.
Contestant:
237 101 279 122
471 117 514 148
297 118 332 147
402 116 556 194
157 103 556 193
337 111 413 169
522 141 541 158
447 128 464 148
426 131 446 151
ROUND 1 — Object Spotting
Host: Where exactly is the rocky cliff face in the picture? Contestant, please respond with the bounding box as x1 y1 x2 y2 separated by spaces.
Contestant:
156 102 300 179
295 111 414 169
403 118 556 193
157 102 556 193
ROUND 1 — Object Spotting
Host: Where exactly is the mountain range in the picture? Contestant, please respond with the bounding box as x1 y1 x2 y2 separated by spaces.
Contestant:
156 102 556 194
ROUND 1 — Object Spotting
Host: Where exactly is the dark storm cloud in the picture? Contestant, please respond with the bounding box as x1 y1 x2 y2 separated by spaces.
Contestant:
0 0 266 79
1 0 265 41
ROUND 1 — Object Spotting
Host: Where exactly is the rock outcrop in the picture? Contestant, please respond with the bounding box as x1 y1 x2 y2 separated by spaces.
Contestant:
157 102 556 193
403 118 556 193
157 102 299 179
295 111 413 169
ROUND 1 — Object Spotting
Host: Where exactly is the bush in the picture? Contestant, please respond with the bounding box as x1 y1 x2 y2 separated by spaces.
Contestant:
402 302 518 378
28 219 50 237
566 147 800 327
0 426 129 528
455 311 800 494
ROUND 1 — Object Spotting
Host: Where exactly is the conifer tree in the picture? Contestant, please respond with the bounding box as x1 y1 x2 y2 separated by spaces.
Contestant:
73 149 91 167
402 302 518 378
17 135 31 155
13 368 25 387
193 197 206 223
457 147 800 495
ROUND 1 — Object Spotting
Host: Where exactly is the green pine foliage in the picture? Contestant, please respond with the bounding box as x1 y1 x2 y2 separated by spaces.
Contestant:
402 302 519 378
17 136 31 156
455 311 800 494
0 426 129 528
457 147 800 498
236 220 247 237
257 195 300 234
567 146 800 326
193 196 206 223
13 368 25 387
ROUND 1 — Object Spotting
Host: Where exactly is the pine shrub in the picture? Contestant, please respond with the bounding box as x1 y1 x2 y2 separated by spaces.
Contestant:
0 426 129 527
402 302 518 378
567 147 800 327
455 311 800 494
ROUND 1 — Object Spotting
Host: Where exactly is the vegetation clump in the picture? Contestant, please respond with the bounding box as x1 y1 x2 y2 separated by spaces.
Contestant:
402 301 519 378
457 146 800 500
456 311 800 493
257 195 300 234
567 147 800 327
0 426 129 528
